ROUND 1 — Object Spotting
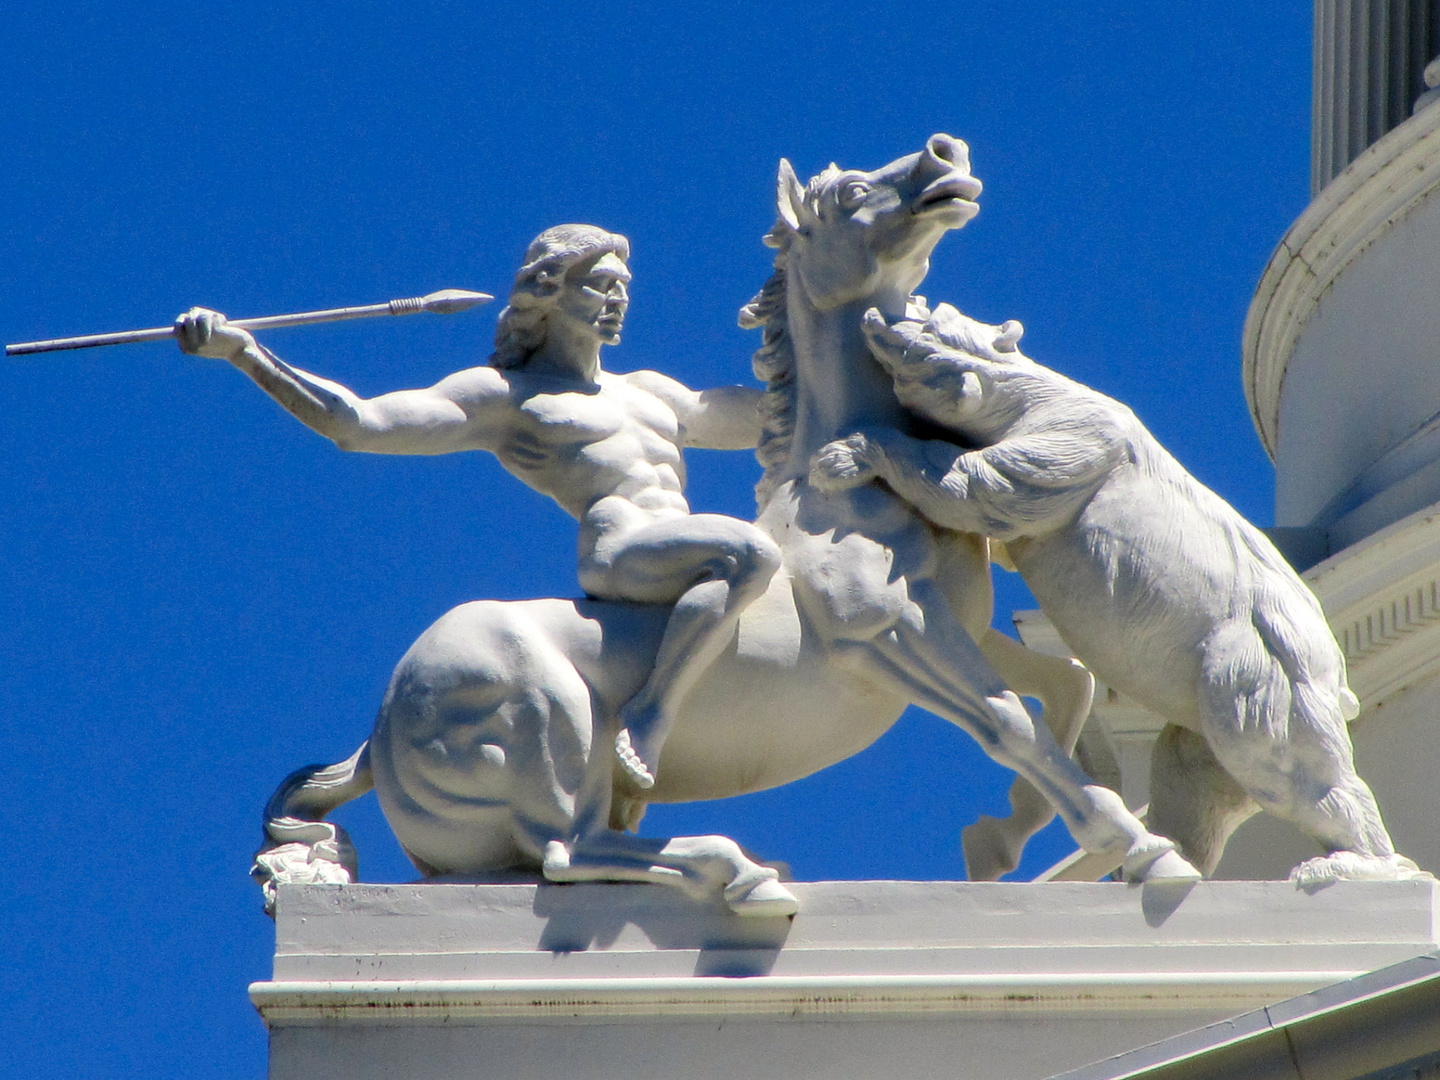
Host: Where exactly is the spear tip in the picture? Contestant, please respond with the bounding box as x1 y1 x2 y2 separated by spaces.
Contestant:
419 289 494 315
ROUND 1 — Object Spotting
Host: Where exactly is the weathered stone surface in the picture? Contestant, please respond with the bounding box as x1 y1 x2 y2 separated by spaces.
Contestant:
255 879 1440 1080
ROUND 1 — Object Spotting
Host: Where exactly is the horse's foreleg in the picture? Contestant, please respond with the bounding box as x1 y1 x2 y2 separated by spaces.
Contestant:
541 829 799 916
843 581 1198 882
961 631 1094 880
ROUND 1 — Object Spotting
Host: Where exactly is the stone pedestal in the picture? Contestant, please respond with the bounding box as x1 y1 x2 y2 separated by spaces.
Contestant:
252 879 1440 1080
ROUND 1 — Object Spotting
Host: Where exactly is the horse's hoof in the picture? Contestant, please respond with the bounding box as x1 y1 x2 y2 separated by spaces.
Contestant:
1291 852 1432 889
1140 849 1203 883
961 816 1018 882
1124 844 1202 883
726 876 800 917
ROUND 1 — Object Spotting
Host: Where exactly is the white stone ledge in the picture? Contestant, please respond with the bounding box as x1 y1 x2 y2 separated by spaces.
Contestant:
257 880 1440 1079
263 943 1400 983
254 879 1440 1025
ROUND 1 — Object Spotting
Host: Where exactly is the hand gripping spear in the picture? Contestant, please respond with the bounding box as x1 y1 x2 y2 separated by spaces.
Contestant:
5 288 494 356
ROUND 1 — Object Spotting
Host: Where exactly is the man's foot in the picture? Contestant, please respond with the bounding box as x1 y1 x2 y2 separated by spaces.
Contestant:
615 728 656 789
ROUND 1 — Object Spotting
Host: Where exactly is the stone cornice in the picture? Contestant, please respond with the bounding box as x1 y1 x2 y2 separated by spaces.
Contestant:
1305 500 1440 708
1242 101 1440 458
249 971 1361 1023
253 880 1440 1025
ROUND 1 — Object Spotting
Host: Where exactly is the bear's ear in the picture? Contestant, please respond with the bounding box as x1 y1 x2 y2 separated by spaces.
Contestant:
995 319 1024 353
958 371 985 404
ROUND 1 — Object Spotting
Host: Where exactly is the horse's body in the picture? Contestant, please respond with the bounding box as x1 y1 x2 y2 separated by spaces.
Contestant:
254 136 1195 915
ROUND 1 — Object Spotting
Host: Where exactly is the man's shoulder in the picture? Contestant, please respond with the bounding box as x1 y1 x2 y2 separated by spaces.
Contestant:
431 363 514 400
615 367 693 405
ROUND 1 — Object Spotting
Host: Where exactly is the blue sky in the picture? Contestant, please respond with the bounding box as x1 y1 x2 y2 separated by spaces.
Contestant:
0 3 1309 1075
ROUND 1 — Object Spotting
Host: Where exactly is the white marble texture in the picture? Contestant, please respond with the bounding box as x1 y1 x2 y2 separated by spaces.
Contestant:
238 136 1193 918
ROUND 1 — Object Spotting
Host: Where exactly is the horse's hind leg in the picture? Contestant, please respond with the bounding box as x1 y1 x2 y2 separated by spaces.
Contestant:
377 601 796 914
962 630 1094 880
252 741 373 915
843 580 1198 882
542 829 799 916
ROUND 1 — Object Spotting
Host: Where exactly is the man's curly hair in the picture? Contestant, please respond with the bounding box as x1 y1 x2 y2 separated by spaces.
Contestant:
490 225 631 369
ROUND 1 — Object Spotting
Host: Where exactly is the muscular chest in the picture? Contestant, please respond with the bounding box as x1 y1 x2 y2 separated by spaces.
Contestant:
503 381 682 472
514 390 627 445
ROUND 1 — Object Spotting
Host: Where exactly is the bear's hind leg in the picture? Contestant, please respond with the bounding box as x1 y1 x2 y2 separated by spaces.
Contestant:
1197 647 1422 884
1147 723 1258 877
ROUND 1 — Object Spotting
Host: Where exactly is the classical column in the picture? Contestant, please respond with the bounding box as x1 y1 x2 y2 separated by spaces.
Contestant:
1312 0 1440 194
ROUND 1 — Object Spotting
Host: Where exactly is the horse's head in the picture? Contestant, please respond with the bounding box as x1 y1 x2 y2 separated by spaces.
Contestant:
771 134 981 312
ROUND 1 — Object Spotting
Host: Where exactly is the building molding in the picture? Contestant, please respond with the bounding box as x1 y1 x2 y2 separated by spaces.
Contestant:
250 971 1362 1025
1243 98 1440 458
1306 500 1440 707
1053 952 1440 1080
253 879 1440 1075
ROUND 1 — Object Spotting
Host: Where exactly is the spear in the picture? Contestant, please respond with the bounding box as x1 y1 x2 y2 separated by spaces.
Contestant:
5 288 494 356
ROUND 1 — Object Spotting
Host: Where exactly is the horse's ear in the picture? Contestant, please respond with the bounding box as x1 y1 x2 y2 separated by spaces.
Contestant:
776 158 807 231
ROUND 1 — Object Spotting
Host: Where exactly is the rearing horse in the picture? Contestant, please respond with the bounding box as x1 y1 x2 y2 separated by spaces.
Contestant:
255 136 1198 915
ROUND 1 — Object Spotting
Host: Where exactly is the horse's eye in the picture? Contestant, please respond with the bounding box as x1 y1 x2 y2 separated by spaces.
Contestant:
838 182 871 211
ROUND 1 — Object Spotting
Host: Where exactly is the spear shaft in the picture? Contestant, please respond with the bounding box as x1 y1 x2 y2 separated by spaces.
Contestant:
5 289 493 356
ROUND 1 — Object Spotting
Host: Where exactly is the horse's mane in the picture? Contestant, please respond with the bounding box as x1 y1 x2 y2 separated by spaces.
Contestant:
738 166 852 505
738 226 797 506
739 178 928 506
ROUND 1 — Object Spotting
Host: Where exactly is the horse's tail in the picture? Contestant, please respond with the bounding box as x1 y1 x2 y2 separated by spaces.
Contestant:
251 741 373 916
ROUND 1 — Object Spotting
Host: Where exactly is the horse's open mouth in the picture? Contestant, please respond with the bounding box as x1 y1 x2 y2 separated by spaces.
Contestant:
914 179 981 214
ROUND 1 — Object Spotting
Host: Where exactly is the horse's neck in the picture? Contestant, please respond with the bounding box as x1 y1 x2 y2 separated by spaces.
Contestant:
785 285 913 467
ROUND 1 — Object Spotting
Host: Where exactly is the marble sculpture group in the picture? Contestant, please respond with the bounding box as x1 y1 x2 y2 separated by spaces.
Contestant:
170 135 1417 916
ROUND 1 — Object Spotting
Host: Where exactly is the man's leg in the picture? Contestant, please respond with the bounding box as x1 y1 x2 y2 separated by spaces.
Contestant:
588 516 781 789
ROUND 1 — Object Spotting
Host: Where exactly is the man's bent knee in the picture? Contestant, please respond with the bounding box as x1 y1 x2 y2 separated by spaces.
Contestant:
740 533 782 580
702 529 781 583
722 533 782 601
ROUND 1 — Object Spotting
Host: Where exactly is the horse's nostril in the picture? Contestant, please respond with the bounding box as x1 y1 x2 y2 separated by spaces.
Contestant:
927 135 955 163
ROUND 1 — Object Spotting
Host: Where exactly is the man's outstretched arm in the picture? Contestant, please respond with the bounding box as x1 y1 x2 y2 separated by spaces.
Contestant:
623 369 764 450
176 307 506 455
